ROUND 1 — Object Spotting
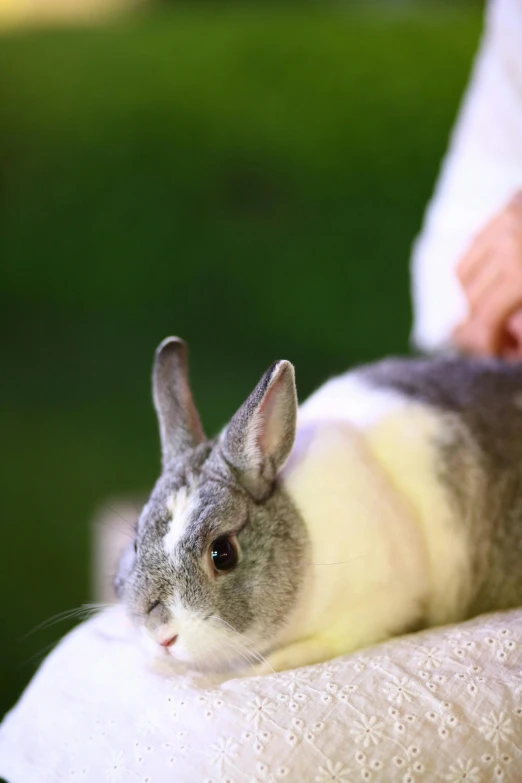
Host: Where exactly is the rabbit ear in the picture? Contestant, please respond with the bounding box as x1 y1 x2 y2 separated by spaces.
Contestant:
153 337 206 466
222 360 297 499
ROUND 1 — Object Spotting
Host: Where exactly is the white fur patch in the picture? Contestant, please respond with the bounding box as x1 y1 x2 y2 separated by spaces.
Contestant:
279 370 474 660
298 373 406 429
163 486 197 554
363 405 474 625
281 420 430 657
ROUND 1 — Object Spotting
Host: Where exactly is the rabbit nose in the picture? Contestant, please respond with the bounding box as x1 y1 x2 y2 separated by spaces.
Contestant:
159 634 178 648
145 602 178 647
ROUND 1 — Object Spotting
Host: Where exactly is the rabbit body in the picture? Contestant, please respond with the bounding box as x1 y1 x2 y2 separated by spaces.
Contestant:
116 341 522 673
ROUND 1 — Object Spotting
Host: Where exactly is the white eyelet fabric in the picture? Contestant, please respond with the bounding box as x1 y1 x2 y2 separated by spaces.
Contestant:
1 606 522 782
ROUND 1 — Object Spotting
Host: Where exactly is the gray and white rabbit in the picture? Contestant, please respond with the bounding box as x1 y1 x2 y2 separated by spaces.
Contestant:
115 337 522 673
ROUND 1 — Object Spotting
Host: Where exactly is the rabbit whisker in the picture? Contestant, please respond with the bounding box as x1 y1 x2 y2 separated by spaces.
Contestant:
220 639 261 673
207 615 275 674
18 638 62 670
21 602 111 640
105 505 139 532
312 555 367 566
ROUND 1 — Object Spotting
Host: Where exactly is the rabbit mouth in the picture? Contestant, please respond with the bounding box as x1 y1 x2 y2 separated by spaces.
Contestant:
139 607 273 674
165 636 270 674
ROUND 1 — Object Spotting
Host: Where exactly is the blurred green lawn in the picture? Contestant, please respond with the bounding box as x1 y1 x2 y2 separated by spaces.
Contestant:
0 3 481 716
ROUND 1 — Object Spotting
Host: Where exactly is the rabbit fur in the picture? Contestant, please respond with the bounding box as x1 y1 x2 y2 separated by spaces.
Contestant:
115 338 522 674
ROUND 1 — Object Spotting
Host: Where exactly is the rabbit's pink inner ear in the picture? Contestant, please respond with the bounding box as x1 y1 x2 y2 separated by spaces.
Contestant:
256 362 297 467
221 359 297 497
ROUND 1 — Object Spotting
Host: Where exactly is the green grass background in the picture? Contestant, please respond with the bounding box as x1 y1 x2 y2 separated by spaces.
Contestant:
0 3 482 716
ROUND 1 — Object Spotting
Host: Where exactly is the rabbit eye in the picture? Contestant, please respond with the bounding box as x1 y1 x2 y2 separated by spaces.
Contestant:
210 536 238 573
133 539 138 554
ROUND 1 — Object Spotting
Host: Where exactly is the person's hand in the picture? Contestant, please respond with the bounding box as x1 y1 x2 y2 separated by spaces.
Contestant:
453 191 522 359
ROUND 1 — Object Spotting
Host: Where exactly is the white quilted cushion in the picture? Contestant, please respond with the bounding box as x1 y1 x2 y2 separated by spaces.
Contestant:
1 606 521 782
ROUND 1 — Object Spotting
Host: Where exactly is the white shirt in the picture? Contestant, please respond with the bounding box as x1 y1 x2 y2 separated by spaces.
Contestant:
411 0 522 352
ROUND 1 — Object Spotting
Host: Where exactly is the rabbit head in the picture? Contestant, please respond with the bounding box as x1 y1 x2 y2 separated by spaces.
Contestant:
115 337 309 672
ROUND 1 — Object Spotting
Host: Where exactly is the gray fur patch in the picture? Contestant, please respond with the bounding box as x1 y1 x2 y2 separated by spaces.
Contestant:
363 356 522 615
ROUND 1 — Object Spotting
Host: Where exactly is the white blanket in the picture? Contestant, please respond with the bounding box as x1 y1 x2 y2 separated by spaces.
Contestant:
1 605 521 782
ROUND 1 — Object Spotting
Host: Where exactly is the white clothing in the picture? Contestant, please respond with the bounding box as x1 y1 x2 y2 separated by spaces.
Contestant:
411 0 522 351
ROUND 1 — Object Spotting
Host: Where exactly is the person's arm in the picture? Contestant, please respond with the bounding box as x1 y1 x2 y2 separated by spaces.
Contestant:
411 0 522 354
453 190 522 357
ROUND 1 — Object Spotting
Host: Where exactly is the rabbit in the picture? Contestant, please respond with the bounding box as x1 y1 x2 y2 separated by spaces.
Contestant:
115 336 522 674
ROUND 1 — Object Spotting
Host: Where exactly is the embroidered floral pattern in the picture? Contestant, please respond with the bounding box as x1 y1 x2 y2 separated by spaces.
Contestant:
315 759 352 783
0 608 521 782
350 715 384 747
445 758 481 783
